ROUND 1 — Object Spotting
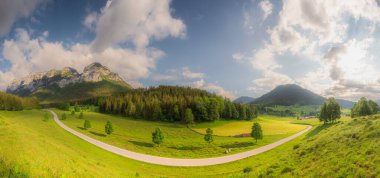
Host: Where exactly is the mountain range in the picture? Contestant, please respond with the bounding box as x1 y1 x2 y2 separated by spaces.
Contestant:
236 84 355 108
234 96 256 104
7 62 131 104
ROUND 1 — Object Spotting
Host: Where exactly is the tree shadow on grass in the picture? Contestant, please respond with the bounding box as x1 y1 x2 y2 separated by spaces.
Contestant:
128 141 154 148
168 146 201 151
89 131 106 137
77 126 85 130
220 142 255 149
305 124 333 138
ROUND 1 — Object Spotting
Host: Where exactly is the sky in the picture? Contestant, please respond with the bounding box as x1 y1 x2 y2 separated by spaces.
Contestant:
0 0 380 101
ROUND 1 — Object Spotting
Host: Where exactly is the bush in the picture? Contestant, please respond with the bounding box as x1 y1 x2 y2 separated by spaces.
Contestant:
61 113 67 120
243 167 253 173
58 102 70 111
293 144 300 150
105 121 114 135
84 120 91 130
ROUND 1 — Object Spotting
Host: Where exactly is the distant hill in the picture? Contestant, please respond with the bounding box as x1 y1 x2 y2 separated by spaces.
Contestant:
7 62 131 104
252 84 355 108
336 99 355 109
234 96 256 104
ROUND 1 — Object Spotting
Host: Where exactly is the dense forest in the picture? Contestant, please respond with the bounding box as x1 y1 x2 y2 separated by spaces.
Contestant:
0 92 39 110
98 86 258 122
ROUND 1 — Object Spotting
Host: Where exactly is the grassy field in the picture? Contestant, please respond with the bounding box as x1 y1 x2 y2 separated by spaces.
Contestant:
0 110 378 177
54 109 303 158
191 116 307 136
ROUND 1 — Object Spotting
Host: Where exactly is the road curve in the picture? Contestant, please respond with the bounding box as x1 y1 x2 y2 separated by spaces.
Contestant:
49 110 312 167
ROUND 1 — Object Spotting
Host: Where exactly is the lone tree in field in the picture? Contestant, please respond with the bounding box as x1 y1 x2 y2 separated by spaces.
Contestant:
204 128 214 144
152 128 164 146
71 110 75 116
104 121 114 135
184 108 194 125
319 97 341 123
251 122 263 143
61 113 67 120
84 120 91 130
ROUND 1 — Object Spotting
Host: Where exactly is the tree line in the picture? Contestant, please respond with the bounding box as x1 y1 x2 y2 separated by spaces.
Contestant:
0 92 39 111
351 97 379 117
98 86 258 122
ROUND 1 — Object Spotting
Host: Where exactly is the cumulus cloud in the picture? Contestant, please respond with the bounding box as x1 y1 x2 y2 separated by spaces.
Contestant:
182 67 204 79
242 0 380 100
259 0 273 20
0 0 187 90
91 0 186 52
192 79 236 99
0 0 46 36
83 11 98 31
151 67 235 99
0 28 163 89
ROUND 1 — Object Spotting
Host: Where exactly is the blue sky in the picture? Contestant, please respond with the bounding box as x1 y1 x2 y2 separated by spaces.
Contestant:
1 0 380 101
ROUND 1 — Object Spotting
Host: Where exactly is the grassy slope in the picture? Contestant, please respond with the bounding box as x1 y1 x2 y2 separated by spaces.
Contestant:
55 109 300 158
1 110 378 177
33 80 130 104
191 115 307 136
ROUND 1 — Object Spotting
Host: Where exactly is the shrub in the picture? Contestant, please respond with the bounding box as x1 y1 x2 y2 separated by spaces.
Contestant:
105 121 113 135
243 167 253 173
61 113 67 120
84 120 91 130
152 128 164 146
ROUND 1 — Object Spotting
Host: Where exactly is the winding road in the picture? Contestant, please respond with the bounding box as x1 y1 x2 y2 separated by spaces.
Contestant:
49 110 312 167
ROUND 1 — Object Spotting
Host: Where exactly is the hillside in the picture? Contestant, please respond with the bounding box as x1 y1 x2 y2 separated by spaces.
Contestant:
279 116 380 177
6 63 130 104
234 96 256 104
252 84 355 108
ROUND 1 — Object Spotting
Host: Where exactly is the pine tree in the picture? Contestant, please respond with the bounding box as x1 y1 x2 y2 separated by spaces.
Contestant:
84 120 91 130
152 128 164 146
204 128 214 144
251 122 263 143
105 121 114 135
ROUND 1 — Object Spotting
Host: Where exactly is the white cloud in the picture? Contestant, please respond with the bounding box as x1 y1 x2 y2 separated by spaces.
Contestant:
83 11 98 31
182 67 204 79
259 0 273 20
192 79 236 99
0 0 187 91
243 10 253 30
0 28 163 90
244 0 380 100
232 52 244 63
90 0 186 52
0 0 46 36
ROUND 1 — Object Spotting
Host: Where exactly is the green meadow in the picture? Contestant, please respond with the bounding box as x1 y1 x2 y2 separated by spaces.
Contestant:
191 115 307 136
54 109 303 158
1 109 378 177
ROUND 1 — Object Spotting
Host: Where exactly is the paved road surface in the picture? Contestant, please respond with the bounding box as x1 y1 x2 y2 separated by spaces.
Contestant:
49 110 312 167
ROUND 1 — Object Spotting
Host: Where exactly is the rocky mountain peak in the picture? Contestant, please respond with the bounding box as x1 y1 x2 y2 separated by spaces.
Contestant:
82 62 123 82
6 63 126 95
